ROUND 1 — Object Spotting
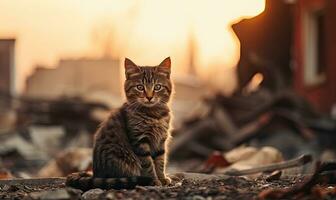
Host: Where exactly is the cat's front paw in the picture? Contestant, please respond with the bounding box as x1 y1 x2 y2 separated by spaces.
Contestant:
152 179 162 186
160 176 172 186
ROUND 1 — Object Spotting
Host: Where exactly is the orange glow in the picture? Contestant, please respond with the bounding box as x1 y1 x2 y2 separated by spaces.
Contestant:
0 0 265 92
246 73 264 93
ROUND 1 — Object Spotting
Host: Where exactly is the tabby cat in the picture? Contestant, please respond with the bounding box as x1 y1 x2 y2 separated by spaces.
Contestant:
66 57 173 191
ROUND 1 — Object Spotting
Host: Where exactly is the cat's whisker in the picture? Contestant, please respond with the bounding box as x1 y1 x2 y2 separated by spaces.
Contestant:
67 57 172 190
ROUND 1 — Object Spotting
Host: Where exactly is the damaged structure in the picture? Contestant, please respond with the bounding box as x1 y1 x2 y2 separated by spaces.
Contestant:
0 0 335 199
25 57 122 107
0 39 15 96
234 0 336 113
172 0 336 161
0 39 16 135
165 1 336 198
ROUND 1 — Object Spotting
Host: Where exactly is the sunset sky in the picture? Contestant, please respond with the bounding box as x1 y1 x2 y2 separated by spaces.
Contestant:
0 0 265 92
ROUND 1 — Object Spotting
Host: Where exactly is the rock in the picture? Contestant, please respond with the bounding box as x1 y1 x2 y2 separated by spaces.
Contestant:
3 185 20 192
82 188 104 200
105 192 116 200
0 134 48 161
224 146 258 163
192 195 206 200
29 189 71 200
265 170 282 182
66 188 82 199
213 196 227 200
29 126 64 155
169 192 178 198
216 146 284 178
114 192 124 199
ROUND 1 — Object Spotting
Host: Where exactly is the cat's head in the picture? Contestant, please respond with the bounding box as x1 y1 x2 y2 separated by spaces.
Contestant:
124 57 172 107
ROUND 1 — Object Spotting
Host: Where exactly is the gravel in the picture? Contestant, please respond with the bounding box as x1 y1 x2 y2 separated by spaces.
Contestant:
0 173 333 200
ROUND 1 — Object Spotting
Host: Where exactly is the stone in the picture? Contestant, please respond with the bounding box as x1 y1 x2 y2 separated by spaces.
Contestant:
29 189 70 200
82 188 104 200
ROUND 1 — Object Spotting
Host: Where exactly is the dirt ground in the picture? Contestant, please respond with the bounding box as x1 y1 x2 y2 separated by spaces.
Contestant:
0 173 333 200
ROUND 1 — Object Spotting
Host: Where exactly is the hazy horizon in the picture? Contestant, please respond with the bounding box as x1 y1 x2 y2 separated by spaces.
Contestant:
0 0 265 93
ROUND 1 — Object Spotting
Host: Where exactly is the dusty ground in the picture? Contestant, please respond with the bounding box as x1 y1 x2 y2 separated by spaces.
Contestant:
0 173 333 200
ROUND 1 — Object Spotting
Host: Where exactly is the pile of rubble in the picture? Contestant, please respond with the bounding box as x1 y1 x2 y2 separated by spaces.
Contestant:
0 97 107 177
0 85 335 200
170 87 336 166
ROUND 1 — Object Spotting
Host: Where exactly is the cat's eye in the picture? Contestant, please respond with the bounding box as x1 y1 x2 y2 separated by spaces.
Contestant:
154 84 162 91
136 85 144 91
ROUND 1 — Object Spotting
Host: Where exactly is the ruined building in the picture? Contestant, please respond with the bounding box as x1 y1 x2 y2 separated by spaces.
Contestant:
233 0 336 113
25 58 121 106
0 39 15 96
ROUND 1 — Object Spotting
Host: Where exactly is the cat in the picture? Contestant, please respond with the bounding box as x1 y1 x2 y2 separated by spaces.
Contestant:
66 57 173 191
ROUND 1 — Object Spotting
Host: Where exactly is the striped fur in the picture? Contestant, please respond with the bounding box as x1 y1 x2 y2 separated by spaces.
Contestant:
66 57 173 190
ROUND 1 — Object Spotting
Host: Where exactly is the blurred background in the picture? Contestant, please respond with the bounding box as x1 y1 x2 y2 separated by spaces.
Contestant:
0 0 335 179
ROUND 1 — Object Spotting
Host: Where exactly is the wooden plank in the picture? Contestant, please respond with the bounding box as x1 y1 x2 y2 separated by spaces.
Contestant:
224 154 313 176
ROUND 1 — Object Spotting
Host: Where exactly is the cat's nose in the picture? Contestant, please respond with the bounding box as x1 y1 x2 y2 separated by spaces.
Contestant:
146 96 153 102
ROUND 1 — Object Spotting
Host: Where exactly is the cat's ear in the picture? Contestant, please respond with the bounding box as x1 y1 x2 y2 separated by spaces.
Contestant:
158 57 171 78
125 58 140 79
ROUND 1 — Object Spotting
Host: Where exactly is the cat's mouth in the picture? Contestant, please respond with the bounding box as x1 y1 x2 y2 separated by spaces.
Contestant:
136 97 161 107
143 101 157 107
138 99 158 107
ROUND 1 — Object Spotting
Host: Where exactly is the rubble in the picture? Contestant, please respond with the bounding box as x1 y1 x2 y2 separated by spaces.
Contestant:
0 97 104 176
29 126 65 156
200 146 284 175
169 86 336 171
0 110 16 134
0 77 334 200
0 178 65 199
0 129 92 176
82 188 104 200
0 168 13 180
221 146 284 175
0 132 48 161
16 96 109 136
0 0 334 199
258 161 336 199
0 133 48 175
37 148 92 178
0 173 323 200
168 0 336 174
29 188 71 200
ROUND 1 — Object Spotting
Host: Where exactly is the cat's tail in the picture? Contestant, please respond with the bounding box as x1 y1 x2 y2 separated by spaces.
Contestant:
65 172 153 191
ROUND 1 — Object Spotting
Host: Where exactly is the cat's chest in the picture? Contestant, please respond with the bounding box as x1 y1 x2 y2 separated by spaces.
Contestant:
128 114 170 143
130 115 169 134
